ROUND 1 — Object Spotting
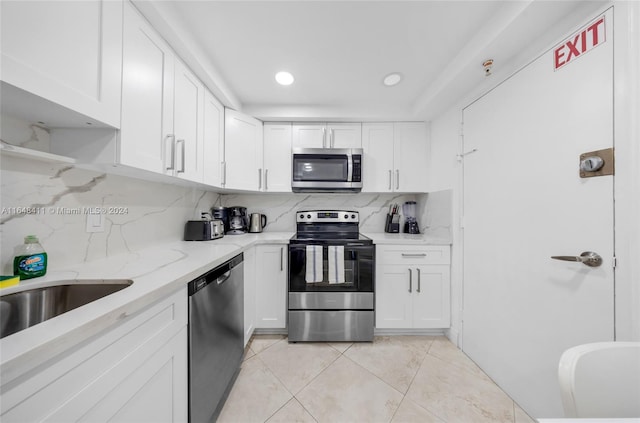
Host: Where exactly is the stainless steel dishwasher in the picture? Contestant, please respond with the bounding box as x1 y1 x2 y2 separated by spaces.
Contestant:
188 253 244 423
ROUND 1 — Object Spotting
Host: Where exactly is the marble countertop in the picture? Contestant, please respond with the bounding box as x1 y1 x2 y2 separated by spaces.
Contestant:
0 232 293 385
364 232 452 245
0 230 450 384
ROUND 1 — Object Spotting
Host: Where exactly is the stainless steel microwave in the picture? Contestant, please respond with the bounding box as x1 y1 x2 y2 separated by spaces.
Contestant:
292 148 363 193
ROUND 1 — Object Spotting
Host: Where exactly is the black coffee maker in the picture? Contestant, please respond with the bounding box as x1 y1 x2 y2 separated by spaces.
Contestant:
227 206 249 234
211 206 230 233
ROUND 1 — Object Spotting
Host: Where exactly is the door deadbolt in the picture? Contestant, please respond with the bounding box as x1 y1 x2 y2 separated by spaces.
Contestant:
580 156 605 172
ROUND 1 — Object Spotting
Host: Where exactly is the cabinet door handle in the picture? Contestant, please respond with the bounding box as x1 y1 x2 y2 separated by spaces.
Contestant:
176 139 185 173
258 168 262 189
330 129 334 148
388 170 392 190
322 127 326 148
280 247 284 271
408 268 412 293
401 253 427 257
396 169 400 190
264 169 269 191
417 268 421 293
165 134 175 171
221 162 226 186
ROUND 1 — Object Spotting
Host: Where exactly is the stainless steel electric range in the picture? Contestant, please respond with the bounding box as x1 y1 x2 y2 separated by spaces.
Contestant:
288 210 374 342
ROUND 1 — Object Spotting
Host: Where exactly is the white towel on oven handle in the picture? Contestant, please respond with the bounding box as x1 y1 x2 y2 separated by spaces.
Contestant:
328 245 345 284
305 245 323 283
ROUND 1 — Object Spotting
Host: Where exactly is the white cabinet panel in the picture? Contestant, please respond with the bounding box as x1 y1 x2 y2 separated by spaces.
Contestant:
292 124 326 148
376 245 450 329
224 109 263 191
394 122 429 193
255 245 287 329
203 90 225 187
362 123 394 192
292 123 361 149
244 246 256 346
0 288 188 422
0 0 123 127
375 265 413 328
173 60 204 183
119 1 173 173
362 122 428 193
263 123 292 192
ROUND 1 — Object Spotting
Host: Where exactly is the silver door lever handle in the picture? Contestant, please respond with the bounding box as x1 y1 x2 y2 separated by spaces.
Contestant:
551 251 602 267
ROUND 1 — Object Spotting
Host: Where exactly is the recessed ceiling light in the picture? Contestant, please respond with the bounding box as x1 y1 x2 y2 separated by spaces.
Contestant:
275 71 294 86
383 72 403 87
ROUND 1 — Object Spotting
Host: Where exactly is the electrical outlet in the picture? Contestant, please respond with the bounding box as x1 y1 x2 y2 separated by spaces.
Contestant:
86 212 105 233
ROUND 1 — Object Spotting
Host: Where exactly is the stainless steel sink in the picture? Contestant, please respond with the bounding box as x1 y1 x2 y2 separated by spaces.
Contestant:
0 279 133 339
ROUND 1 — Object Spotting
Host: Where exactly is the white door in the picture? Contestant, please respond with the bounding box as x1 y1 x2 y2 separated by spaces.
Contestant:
263 123 292 192
173 60 203 183
362 123 394 192
393 122 428 193
203 90 224 187
224 109 262 191
119 1 173 174
292 124 326 148
462 10 614 418
327 123 362 148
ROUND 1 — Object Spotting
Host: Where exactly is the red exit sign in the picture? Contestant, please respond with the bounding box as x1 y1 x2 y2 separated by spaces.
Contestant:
554 15 606 70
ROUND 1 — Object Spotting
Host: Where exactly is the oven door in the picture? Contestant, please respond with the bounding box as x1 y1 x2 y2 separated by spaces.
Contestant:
288 244 374 292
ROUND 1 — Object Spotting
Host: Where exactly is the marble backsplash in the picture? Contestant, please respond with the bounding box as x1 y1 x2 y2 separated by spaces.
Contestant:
0 155 219 274
1 155 452 275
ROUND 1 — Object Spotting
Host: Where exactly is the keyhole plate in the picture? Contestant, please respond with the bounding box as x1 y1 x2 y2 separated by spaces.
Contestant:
579 147 614 178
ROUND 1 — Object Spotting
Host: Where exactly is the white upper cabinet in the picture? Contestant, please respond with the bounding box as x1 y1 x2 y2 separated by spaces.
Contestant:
394 122 428 192
362 122 428 193
0 0 123 128
119 1 173 174
203 90 225 187
262 123 292 192
362 123 395 192
172 60 204 183
292 123 362 149
224 109 263 191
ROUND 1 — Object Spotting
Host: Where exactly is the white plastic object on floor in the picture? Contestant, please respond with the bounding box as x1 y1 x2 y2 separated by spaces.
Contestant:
558 342 640 418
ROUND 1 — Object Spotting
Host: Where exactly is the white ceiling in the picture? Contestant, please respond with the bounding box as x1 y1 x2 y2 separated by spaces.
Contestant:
135 1 607 121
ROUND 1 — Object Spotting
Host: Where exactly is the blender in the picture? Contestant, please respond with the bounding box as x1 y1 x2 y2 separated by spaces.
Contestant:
402 201 420 234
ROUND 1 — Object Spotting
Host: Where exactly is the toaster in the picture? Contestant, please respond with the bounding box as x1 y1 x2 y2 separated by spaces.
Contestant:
184 219 224 241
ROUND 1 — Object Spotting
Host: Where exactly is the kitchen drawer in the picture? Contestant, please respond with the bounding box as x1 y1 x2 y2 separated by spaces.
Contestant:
377 245 450 265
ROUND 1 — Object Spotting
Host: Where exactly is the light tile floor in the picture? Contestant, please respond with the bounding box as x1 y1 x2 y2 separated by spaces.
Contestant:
218 335 536 423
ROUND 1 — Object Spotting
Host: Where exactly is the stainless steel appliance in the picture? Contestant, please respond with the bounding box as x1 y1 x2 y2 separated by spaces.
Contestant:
288 210 374 342
227 206 248 234
188 254 244 423
291 148 363 193
249 213 267 233
184 213 224 241
402 201 420 234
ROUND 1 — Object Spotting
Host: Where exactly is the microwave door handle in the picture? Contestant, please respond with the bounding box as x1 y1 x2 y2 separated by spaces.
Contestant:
347 154 353 183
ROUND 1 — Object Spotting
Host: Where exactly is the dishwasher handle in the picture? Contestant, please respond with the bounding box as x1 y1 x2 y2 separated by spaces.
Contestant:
188 253 244 295
216 270 232 285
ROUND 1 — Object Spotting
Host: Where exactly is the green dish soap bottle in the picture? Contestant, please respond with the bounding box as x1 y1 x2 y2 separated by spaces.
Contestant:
13 235 48 280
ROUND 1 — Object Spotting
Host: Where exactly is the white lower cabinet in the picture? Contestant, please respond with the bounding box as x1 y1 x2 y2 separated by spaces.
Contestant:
254 245 288 329
0 288 188 422
376 245 451 329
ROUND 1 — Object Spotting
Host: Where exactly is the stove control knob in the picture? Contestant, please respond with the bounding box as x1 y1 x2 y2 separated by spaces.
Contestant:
344 214 348 219
351 214 356 219
299 214 304 219
307 214 311 219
